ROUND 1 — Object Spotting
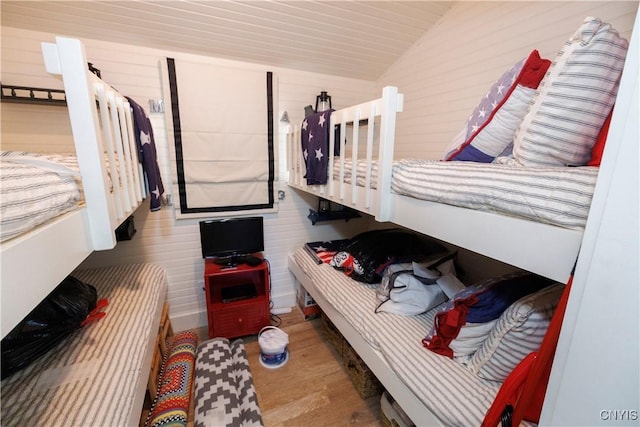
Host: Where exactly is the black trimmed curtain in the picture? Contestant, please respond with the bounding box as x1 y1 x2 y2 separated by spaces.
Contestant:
166 58 274 216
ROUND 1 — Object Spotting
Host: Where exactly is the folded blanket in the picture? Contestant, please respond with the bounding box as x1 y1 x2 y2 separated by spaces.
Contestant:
146 331 198 427
304 239 349 264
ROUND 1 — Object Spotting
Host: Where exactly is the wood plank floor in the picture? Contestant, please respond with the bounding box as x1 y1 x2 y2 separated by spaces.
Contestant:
192 309 382 426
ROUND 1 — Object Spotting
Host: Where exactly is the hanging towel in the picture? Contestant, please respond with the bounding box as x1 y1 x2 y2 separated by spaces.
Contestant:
301 109 335 185
125 97 165 211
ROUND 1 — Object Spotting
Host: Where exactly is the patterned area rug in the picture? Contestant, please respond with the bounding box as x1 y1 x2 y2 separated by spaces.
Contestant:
194 338 263 427
147 330 198 427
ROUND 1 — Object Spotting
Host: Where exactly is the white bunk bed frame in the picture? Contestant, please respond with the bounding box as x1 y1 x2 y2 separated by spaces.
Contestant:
287 86 580 425
287 86 582 285
1 37 146 339
286 15 639 422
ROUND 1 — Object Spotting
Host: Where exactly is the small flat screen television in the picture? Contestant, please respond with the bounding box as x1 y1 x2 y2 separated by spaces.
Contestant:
199 217 264 263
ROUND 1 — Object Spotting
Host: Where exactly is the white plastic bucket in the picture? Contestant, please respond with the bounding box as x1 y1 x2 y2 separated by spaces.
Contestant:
258 326 289 369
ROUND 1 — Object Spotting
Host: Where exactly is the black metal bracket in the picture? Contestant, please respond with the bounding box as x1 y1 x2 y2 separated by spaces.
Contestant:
1 84 67 106
87 62 102 78
1 62 102 107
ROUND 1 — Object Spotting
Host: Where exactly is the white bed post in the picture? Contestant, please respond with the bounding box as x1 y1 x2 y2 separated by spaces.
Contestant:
286 128 293 183
42 37 117 250
376 86 403 221
350 109 360 206
364 102 376 210
42 37 144 250
288 125 301 187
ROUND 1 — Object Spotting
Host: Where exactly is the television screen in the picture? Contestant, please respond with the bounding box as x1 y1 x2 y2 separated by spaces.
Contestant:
199 216 264 260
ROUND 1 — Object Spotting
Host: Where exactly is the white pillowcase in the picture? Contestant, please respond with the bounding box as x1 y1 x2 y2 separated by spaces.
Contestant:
449 321 497 357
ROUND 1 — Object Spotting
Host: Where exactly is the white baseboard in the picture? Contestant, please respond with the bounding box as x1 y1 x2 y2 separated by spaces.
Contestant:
271 306 292 315
170 309 208 332
170 303 295 332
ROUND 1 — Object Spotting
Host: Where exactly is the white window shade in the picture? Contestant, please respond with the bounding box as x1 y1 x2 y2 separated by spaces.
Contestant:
164 58 275 217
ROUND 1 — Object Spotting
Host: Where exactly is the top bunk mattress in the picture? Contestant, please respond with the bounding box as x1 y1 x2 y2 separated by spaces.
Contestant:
0 151 82 243
334 159 598 230
0 263 167 427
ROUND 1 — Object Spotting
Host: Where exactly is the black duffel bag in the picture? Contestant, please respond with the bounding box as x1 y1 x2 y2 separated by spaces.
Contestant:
1 275 102 380
332 228 449 283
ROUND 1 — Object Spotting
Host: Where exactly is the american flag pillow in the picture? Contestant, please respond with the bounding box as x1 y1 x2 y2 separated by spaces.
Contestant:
444 50 550 163
303 239 349 264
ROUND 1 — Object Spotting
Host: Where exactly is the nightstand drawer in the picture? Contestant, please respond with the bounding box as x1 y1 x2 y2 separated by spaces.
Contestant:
210 301 269 338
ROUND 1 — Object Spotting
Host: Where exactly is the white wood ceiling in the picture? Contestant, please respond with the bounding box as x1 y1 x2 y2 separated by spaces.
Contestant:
1 1 453 80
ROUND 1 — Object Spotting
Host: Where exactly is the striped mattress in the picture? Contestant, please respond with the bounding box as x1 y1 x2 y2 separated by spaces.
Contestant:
333 158 598 230
292 247 535 427
0 263 167 427
0 151 82 243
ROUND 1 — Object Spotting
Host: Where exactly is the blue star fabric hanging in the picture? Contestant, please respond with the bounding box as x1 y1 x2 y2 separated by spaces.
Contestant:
300 109 334 185
125 96 165 211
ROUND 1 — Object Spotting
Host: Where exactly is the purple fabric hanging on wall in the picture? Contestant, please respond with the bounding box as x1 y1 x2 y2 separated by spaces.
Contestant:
301 109 334 185
125 96 165 211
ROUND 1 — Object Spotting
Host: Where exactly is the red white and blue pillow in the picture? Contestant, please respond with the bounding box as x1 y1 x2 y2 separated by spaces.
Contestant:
511 18 628 166
422 272 553 359
444 50 551 163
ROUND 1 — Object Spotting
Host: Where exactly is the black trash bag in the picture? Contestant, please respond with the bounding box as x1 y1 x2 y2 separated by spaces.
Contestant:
337 229 449 283
1 275 98 380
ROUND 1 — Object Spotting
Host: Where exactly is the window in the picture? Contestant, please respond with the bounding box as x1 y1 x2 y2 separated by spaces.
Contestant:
165 58 275 218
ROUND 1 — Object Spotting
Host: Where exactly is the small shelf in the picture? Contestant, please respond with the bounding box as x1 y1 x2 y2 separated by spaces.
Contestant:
307 207 360 225
307 197 361 225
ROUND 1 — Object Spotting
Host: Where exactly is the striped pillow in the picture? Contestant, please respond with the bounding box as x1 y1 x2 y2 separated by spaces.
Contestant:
468 283 564 382
511 17 628 166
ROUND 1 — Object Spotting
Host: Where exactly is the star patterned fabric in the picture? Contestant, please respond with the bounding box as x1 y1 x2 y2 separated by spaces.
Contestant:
300 109 334 185
464 60 524 141
125 96 165 211
444 50 551 163
303 239 349 264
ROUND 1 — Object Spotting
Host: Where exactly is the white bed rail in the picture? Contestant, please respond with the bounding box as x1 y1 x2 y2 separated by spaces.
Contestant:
42 37 144 250
287 86 403 221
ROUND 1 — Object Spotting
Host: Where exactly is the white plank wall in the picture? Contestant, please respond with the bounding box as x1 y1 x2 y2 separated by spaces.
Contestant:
378 1 639 160
1 26 377 331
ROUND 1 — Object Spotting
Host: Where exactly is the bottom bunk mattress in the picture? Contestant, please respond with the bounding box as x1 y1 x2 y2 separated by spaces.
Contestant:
0 263 167 427
291 247 537 427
